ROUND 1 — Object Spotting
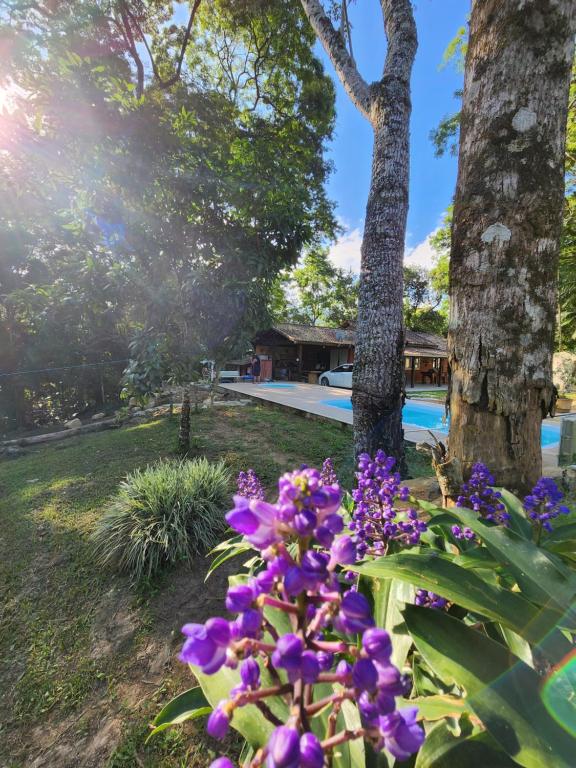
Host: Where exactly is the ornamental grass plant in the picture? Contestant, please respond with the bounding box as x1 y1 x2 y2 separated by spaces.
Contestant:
92 457 230 583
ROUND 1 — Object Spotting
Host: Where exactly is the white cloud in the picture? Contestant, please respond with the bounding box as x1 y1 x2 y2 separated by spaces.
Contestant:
404 229 440 270
328 227 363 273
327 225 441 275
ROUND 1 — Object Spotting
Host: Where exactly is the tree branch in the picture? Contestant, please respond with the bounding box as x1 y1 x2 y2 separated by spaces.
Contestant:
380 0 417 83
300 0 372 122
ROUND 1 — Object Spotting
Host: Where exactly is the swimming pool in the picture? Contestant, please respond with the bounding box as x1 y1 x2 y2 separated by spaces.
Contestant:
261 383 296 389
321 397 561 447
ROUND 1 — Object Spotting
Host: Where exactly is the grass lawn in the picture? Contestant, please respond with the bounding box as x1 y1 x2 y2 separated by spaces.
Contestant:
405 390 447 402
0 404 431 768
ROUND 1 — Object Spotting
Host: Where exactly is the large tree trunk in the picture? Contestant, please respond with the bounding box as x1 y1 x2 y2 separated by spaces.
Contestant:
448 0 576 492
300 0 417 468
352 90 412 469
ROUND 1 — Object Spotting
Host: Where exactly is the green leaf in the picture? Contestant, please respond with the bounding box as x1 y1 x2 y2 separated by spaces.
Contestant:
194 664 286 748
205 543 252 580
444 507 576 611
369 576 414 669
398 694 469 722
416 720 517 768
403 605 576 767
496 488 533 539
351 553 559 648
148 687 211 741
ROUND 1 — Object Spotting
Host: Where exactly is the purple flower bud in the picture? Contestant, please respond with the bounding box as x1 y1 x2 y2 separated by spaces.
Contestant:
255 568 275 595
335 659 352 679
236 608 262 638
352 658 378 692
268 726 300 768
378 707 425 760
210 759 235 768
207 703 229 740
226 584 255 613
293 508 317 535
300 650 320 683
314 525 334 548
377 663 407 696
336 590 374 634
362 628 392 663
331 535 357 565
317 651 334 671
359 691 379 724
300 732 324 768
284 566 306 596
324 513 344 534
272 633 303 672
240 657 260 689
226 497 259 535
301 551 329 586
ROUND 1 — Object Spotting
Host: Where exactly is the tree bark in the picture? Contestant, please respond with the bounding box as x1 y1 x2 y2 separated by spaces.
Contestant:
178 388 191 456
300 0 417 468
448 0 576 492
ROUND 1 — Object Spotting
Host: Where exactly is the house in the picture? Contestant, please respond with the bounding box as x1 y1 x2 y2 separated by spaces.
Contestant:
253 323 448 388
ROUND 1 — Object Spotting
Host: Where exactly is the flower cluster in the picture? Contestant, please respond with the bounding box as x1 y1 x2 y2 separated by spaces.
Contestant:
350 451 427 557
320 457 338 486
414 589 447 610
523 477 569 534
180 466 424 766
451 524 475 541
236 469 265 501
456 462 509 526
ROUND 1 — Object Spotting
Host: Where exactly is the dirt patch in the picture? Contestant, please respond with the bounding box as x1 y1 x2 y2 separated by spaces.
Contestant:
5 552 237 768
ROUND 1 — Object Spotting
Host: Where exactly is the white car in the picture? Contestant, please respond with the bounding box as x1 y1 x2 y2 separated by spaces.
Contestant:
319 363 353 388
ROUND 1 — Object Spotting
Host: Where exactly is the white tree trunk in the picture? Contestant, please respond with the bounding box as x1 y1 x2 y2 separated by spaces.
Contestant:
448 0 576 491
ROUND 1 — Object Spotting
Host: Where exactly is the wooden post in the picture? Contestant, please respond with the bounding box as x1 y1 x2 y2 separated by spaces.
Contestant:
410 357 415 389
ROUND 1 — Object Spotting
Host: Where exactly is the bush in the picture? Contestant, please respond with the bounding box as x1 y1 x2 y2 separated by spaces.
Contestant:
93 458 231 582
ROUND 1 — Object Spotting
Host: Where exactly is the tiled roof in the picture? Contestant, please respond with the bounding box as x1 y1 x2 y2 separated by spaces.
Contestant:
271 323 446 356
273 323 355 346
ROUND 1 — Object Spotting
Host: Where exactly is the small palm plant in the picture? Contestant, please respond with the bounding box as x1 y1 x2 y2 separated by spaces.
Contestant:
93 458 231 583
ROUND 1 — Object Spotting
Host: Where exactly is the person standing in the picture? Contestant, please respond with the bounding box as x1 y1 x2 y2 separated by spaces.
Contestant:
251 354 261 384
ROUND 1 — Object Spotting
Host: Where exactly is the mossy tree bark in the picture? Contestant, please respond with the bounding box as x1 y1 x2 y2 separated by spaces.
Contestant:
300 0 417 469
448 0 576 492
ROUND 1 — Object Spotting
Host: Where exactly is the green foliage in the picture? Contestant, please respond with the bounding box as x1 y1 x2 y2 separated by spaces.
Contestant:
403 265 447 335
92 458 231 583
0 0 337 429
271 247 359 327
179 467 576 767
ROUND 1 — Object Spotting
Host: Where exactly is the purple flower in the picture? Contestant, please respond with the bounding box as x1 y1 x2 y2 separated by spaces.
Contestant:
209 759 234 768
180 618 230 673
267 726 300 768
331 535 357 565
300 732 324 768
456 463 509 526
272 634 304 672
320 457 338 486
352 658 378 692
523 477 569 533
378 708 425 760
207 703 229 739
336 590 375 634
415 589 448 610
240 657 260 689
236 469 265 500
181 463 425 765
226 584 255 613
362 628 392 663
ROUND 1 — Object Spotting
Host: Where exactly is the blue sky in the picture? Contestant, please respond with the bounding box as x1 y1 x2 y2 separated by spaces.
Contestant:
318 0 467 271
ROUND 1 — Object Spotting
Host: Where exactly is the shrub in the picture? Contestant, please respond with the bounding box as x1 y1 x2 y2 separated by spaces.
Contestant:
93 458 231 582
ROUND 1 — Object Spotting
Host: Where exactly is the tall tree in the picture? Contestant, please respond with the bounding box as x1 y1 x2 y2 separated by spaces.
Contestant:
299 0 417 468
448 0 576 491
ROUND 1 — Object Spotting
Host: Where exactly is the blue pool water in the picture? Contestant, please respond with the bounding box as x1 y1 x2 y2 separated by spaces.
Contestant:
321 398 561 447
261 383 296 389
